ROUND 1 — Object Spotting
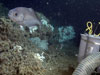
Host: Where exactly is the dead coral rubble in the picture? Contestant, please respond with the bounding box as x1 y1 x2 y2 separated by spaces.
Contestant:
0 16 77 75
0 17 45 75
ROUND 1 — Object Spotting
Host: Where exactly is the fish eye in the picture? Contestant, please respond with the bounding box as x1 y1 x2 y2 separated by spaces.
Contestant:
14 13 18 16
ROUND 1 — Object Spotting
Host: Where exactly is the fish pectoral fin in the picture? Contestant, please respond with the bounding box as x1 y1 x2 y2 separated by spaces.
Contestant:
20 13 24 21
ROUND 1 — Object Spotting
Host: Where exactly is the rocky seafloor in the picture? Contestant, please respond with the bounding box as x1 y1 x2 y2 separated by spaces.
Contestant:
0 16 78 75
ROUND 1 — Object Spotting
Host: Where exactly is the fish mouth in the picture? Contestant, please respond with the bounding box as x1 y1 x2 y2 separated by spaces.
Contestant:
8 10 13 17
8 12 11 17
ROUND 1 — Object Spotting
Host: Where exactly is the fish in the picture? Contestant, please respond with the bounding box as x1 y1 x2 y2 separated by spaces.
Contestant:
8 7 42 27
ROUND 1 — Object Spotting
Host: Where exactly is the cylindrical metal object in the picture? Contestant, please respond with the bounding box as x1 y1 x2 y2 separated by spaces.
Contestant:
78 34 100 63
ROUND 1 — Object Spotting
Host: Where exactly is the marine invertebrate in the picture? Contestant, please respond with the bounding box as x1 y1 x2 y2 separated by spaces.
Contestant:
58 26 75 43
29 37 49 50
36 12 54 32
73 52 100 75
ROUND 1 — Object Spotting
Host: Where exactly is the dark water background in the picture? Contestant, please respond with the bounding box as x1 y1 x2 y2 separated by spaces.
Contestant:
0 0 100 46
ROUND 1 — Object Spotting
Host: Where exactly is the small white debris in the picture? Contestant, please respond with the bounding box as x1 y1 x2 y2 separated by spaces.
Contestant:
13 45 23 52
29 26 38 33
41 19 48 26
34 52 45 62
20 25 25 31
49 68 52 70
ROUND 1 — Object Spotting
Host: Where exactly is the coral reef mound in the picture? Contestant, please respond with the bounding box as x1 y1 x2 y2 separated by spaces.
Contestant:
0 17 44 75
